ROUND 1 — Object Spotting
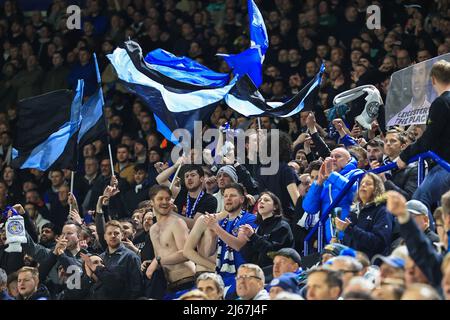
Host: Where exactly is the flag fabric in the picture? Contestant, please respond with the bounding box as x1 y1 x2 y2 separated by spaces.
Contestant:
385 53 450 127
107 40 237 143
108 40 324 143
144 48 230 87
217 0 269 87
78 53 107 147
217 47 264 88
12 80 84 171
225 63 325 117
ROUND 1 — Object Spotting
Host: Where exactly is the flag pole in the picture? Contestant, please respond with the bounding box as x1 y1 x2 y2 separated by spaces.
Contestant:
170 163 182 190
69 170 75 212
170 151 185 190
108 143 115 177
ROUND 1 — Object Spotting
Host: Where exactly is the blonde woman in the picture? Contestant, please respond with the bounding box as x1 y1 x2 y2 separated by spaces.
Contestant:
335 173 393 259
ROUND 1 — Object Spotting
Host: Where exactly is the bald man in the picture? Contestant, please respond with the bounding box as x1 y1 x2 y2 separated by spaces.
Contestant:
303 148 364 243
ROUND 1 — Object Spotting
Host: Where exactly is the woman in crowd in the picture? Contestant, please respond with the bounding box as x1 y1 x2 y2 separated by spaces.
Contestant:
335 173 393 259
240 191 294 268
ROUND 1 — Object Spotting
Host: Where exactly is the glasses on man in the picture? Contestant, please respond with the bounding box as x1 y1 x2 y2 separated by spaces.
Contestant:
235 274 261 281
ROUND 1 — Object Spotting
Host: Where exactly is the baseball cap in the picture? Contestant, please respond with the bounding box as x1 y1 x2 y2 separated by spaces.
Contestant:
267 248 302 266
372 254 405 269
322 243 349 257
267 272 300 294
406 200 428 216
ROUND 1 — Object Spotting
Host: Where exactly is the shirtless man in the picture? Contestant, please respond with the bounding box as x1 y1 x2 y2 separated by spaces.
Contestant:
145 185 196 300
183 210 228 274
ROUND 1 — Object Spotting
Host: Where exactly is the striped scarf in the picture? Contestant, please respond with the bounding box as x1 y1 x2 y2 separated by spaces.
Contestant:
215 211 244 274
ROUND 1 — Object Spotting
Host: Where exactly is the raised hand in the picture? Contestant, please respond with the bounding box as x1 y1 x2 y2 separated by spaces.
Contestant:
69 209 82 225
385 191 408 218
53 236 68 256
350 124 362 138
203 214 219 232
335 217 351 231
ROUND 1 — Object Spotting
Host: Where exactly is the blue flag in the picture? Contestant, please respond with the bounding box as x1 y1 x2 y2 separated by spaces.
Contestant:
12 80 84 171
218 0 269 87
144 48 229 87
78 53 107 147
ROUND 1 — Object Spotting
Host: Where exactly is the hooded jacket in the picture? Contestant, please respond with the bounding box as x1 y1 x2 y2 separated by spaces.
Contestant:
342 197 393 259
240 216 294 268
303 158 364 243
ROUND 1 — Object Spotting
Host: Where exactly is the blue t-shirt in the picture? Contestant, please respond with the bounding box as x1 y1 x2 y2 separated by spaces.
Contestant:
217 211 257 286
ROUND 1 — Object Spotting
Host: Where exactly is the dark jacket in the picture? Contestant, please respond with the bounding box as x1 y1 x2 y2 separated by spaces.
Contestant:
384 163 418 200
343 199 393 259
75 265 124 300
19 284 51 300
123 184 150 214
100 244 143 299
0 289 14 300
400 217 444 291
240 216 294 268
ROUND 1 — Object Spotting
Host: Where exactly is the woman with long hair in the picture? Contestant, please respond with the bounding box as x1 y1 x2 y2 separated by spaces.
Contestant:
240 191 294 268
335 173 393 258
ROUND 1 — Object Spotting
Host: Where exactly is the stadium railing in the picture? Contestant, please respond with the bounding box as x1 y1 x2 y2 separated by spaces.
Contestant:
303 151 450 256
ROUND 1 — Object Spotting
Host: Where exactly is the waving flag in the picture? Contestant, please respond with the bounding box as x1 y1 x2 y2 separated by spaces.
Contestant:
108 40 324 143
225 63 325 117
78 53 107 147
107 41 236 144
12 80 84 171
217 0 269 87
144 48 229 87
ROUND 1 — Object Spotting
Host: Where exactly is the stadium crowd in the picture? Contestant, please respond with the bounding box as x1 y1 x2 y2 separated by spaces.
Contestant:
0 0 450 300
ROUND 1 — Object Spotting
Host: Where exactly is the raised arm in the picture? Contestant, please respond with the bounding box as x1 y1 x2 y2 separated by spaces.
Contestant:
183 215 216 270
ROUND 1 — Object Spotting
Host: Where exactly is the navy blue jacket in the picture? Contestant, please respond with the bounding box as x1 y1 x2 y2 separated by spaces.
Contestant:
100 244 143 299
343 201 392 259
400 217 444 291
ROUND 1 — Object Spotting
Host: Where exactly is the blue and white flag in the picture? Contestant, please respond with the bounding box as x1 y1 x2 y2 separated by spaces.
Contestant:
108 40 324 143
108 40 237 144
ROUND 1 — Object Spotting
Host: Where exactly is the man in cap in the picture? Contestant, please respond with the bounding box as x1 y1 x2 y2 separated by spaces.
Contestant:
321 243 349 264
268 272 301 299
372 251 406 282
213 165 238 212
406 200 440 243
267 248 303 284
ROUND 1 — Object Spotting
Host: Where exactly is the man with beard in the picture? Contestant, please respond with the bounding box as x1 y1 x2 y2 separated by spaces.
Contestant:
100 220 143 299
37 223 57 249
145 185 196 300
203 183 257 299
173 165 217 229
22 219 84 298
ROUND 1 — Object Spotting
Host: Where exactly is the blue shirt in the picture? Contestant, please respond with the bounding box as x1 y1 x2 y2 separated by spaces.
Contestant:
218 211 257 284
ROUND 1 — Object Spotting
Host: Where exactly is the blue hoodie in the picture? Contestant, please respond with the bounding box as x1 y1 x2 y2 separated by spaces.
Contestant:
302 158 364 243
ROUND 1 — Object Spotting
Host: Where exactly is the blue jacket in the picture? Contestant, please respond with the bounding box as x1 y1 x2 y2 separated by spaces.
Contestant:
343 200 393 259
302 158 363 243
